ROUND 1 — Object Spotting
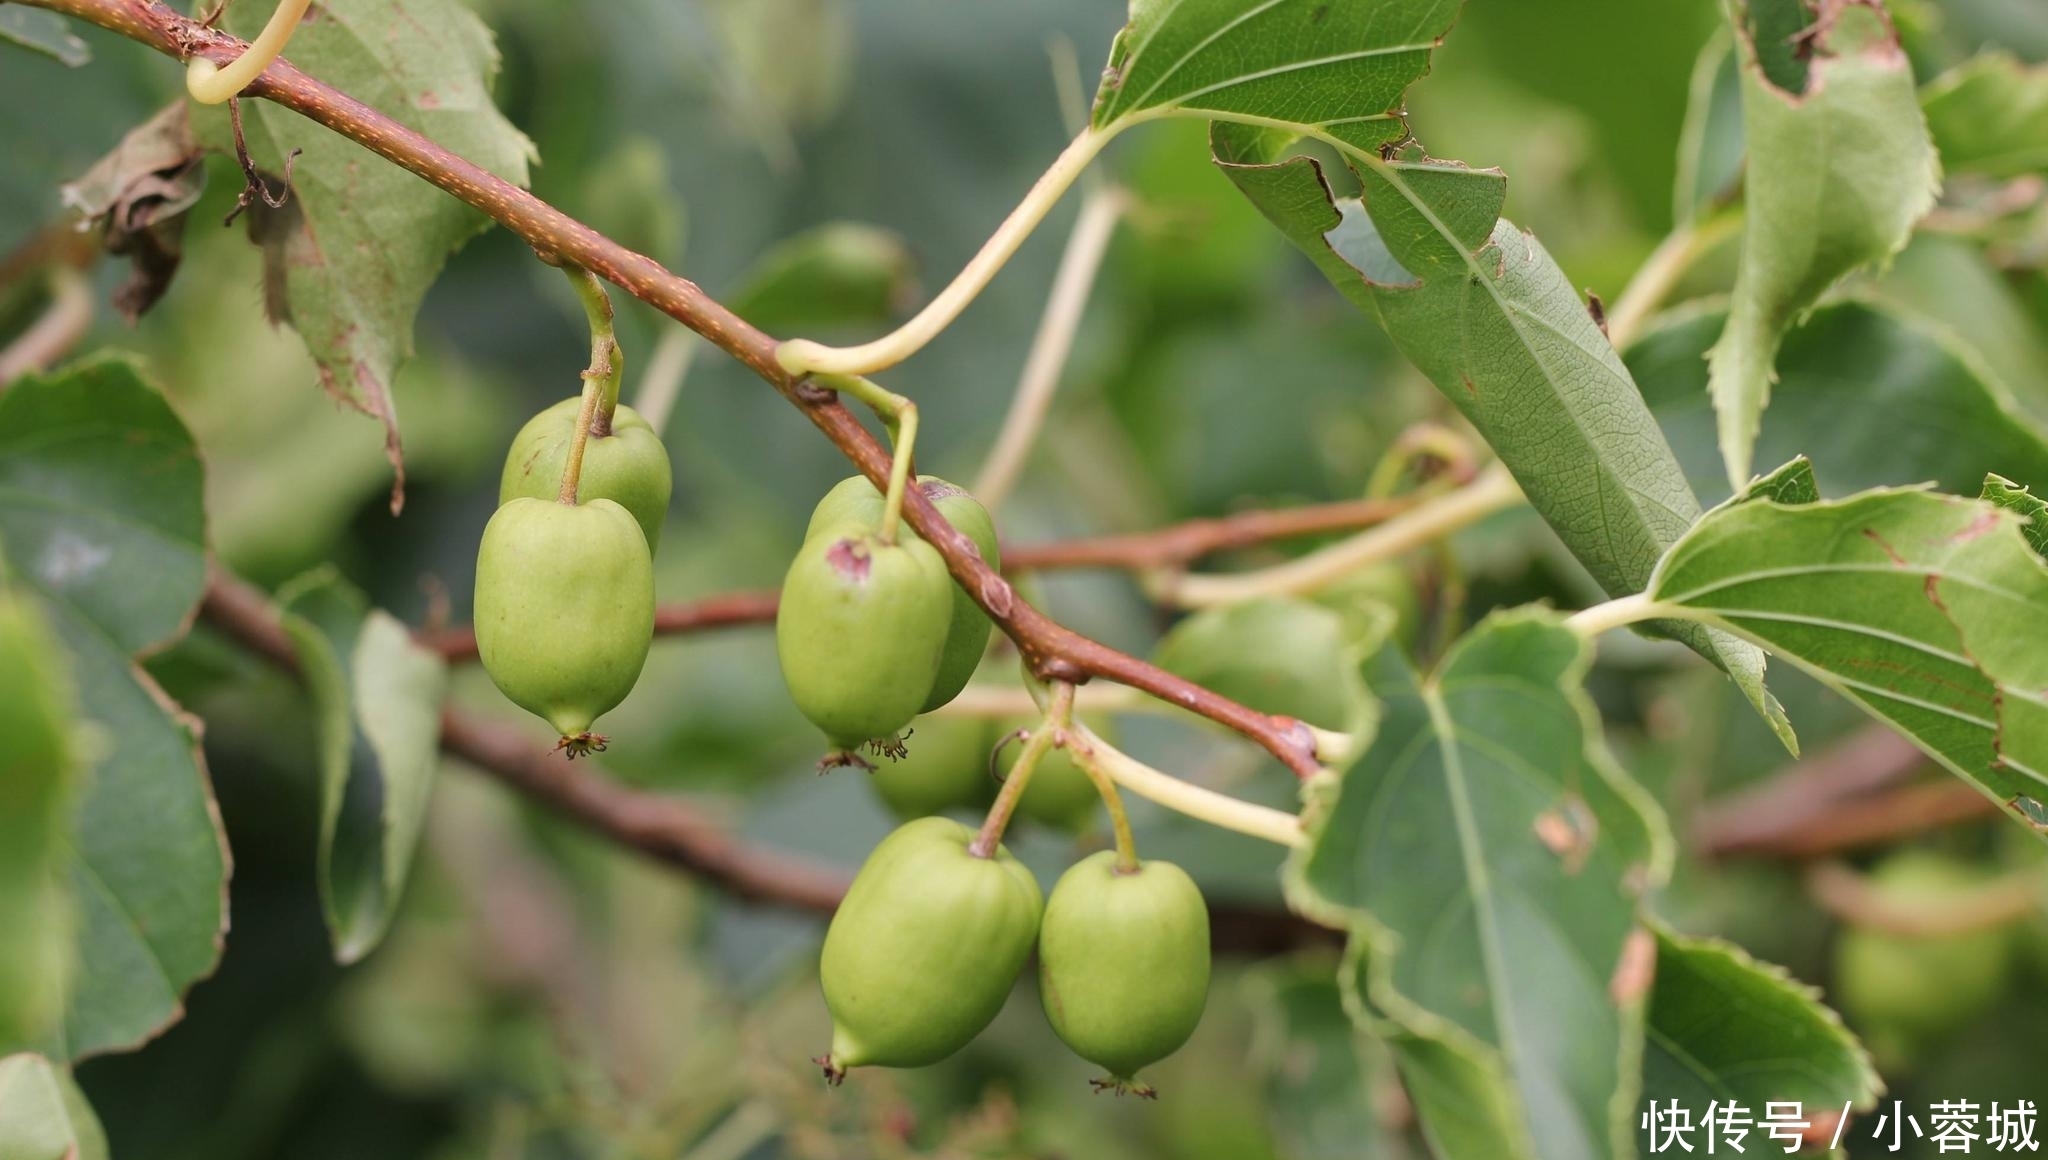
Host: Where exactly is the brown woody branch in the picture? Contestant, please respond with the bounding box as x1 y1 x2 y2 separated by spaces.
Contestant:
200 567 1328 948
423 588 781 663
31 0 1320 779
1002 494 1419 573
1692 725 2002 859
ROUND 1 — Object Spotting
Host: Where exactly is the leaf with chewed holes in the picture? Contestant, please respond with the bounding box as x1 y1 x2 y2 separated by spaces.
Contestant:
196 0 535 512
1706 0 1939 490
1291 611 1672 1160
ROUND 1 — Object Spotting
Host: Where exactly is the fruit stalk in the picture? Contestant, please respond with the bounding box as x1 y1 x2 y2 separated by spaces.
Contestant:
556 266 624 504
812 374 920 545
1065 730 1140 874
879 403 918 545
970 682 1075 858
565 264 624 429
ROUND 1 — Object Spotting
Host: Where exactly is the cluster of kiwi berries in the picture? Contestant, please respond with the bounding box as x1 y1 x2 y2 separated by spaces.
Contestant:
779 476 1212 1096
471 419 1211 1094
474 394 672 755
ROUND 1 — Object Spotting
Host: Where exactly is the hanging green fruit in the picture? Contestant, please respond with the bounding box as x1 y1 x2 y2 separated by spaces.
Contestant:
818 817 1044 1080
473 497 655 754
501 397 673 552
869 714 998 820
805 474 999 711
777 520 953 760
1037 851 1211 1096
1154 598 1370 732
1833 850 2017 1068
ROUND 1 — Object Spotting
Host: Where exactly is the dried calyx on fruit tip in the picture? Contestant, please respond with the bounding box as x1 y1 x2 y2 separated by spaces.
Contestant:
868 714 998 820
816 817 1043 1080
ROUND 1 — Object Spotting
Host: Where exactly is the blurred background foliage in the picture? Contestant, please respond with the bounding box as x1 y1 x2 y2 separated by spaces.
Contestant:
4 0 2048 1156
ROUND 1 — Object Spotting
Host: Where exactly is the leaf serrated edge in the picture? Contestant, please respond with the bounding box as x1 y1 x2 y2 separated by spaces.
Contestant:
1646 483 2048 818
1646 922 1883 1109
1284 606 1676 1160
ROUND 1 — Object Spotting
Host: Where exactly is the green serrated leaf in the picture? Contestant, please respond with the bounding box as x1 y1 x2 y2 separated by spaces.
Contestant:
1649 478 2048 833
1634 297 2048 507
0 355 225 1061
1091 0 1461 152
1246 957 1417 1160
0 1054 106 1160
1641 927 1880 1131
278 568 447 964
0 590 77 1051
1211 125 1792 754
1707 0 1940 490
1982 474 2048 559
197 0 536 510
1290 611 1673 1160
1737 457 1821 506
1922 52 2048 180
729 223 919 335
0 5 88 66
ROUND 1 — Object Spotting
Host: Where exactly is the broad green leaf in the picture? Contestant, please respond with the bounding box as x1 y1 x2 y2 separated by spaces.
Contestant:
1674 28 1743 224
1247 957 1417 1160
0 589 77 1050
1154 597 1377 736
278 569 447 964
729 223 919 335
1090 0 1462 152
0 1054 106 1160
1211 126 1791 753
1984 474 2048 559
0 355 226 1060
1092 1 1780 748
1707 0 1940 490
1290 611 1673 1160
202 0 536 511
1640 928 1879 1130
1922 52 2048 179
1633 298 2048 507
1648 475 2048 829
0 5 87 66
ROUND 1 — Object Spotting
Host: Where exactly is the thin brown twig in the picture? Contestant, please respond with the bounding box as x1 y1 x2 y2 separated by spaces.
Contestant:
201 563 849 911
1002 494 1421 572
422 493 1427 661
1692 725 1936 858
222 96 298 226
31 0 1320 779
202 566 1328 949
0 266 94 384
1805 860 2041 938
1722 779 1998 860
422 589 782 662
